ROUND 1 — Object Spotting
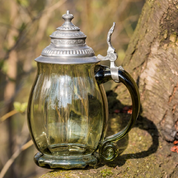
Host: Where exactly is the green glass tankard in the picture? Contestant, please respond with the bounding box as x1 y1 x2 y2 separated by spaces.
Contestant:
27 11 140 169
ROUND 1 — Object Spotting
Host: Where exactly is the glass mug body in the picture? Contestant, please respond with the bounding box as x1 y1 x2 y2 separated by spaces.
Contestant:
27 62 105 157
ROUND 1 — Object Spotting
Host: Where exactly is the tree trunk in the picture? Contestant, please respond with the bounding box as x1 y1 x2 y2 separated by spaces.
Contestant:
121 0 178 141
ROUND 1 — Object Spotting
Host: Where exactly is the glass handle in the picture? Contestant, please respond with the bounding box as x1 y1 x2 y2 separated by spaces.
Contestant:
96 67 140 161
96 22 140 161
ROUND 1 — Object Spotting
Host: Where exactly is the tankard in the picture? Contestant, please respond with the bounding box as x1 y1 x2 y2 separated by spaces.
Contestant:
27 10 140 169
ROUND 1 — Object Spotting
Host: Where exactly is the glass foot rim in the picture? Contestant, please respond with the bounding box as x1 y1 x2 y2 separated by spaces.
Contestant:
34 152 98 169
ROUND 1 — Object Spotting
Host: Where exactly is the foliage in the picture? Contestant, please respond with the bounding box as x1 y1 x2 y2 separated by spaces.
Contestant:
13 102 27 113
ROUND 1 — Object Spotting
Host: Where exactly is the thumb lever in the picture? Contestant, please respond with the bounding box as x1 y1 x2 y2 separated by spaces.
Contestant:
97 22 124 83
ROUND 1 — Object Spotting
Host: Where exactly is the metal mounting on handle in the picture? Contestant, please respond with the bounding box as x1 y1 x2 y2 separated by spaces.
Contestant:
97 22 124 83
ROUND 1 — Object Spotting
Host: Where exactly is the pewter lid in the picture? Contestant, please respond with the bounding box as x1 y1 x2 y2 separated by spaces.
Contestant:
35 10 99 64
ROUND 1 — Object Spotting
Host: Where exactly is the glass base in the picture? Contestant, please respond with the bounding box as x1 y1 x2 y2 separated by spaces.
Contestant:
34 152 98 169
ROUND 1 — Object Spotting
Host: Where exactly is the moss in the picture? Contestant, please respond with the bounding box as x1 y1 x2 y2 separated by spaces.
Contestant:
156 2 161 8
176 39 178 46
160 2 178 46
147 0 155 7
163 30 168 39
100 169 113 178
40 170 66 178
170 33 177 43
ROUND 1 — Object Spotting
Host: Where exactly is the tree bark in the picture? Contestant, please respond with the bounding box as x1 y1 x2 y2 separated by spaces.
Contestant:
122 0 178 141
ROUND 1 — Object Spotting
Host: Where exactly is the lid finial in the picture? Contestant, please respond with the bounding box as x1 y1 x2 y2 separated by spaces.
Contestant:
62 10 74 22
57 10 79 31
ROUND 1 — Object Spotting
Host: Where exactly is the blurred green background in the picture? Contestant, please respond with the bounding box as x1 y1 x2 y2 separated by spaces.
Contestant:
0 0 144 177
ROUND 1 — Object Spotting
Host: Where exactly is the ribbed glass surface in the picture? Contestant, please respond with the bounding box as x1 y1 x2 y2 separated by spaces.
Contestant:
28 63 104 156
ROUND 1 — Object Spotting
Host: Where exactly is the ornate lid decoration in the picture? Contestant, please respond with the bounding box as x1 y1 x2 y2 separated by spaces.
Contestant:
35 10 99 64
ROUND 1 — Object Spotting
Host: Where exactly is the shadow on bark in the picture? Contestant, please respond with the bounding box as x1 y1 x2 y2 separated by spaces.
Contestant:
102 90 159 167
